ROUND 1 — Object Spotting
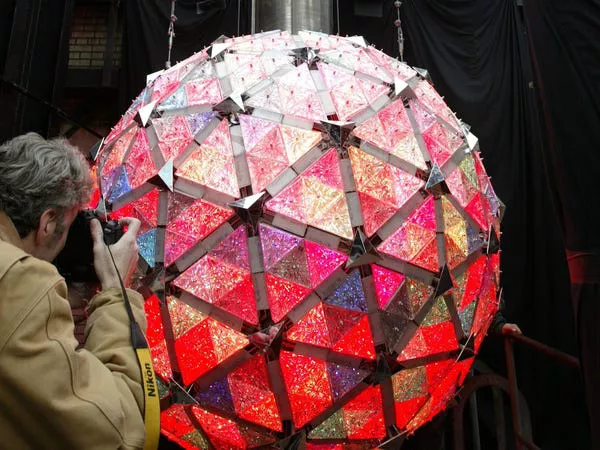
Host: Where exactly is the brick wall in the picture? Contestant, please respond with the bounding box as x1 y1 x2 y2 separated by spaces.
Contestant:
68 3 122 69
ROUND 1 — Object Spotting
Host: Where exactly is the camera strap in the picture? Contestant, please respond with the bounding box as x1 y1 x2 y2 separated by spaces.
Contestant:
106 246 160 450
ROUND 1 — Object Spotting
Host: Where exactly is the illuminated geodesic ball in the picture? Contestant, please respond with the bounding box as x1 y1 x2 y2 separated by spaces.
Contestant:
95 30 503 450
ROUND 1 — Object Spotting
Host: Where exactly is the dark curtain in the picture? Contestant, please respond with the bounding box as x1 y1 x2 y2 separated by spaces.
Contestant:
121 0 250 110
341 1 589 448
523 1 600 448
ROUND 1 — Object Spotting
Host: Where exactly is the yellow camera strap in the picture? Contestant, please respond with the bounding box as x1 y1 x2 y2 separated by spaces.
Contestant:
107 246 160 450
131 322 161 450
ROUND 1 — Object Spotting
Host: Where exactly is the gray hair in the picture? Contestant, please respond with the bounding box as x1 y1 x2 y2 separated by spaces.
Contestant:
0 132 94 238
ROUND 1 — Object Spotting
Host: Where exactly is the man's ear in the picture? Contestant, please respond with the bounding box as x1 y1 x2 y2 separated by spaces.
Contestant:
36 208 59 243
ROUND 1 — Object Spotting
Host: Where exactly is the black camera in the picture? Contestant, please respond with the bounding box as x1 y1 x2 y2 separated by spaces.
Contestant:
54 210 124 282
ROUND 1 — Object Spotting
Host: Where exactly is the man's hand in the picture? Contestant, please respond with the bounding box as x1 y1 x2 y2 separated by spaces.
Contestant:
91 217 140 291
502 323 522 335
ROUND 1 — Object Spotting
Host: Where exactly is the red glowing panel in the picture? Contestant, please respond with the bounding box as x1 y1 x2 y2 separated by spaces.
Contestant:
228 354 282 431
343 386 386 439
192 406 275 449
143 295 172 381
280 351 333 428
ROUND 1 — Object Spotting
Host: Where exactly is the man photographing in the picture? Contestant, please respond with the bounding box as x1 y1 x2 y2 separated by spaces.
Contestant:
0 133 147 448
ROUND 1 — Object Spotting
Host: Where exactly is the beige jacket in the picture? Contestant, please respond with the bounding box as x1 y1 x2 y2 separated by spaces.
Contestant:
0 211 147 449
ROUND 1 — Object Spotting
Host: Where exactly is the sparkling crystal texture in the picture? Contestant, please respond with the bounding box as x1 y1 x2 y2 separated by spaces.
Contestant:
96 31 501 448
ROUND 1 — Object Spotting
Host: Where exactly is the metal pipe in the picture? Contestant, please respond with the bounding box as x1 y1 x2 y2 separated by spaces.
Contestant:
253 0 332 34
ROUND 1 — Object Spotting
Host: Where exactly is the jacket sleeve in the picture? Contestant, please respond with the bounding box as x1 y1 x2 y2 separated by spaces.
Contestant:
0 259 147 449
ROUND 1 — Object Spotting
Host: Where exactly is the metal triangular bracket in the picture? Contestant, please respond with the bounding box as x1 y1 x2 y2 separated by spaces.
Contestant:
158 158 174 191
465 131 479 153
228 192 264 211
88 138 104 162
370 353 394 384
170 381 197 405
146 69 163 85
394 77 411 97
210 42 231 58
214 95 245 114
320 119 356 149
134 101 158 127
346 229 382 269
228 192 264 229
425 163 449 196
413 67 431 81
485 226 501 254
434 264 454 298
290 46 319 64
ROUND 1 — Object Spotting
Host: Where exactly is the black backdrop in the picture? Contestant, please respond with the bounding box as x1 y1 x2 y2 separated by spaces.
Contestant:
122 1 599 448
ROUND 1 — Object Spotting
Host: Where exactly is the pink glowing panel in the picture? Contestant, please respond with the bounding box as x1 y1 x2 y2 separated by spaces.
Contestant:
353 99 426 170
239 115 278 152
100 126 137 176
413 79 461 132
342 386 386 439
349 146 423 236
184 78 222 106
371 265 405 310
245 127 288 192
173 227 258 324
281 123 322 162
276 64 326 122
153 115 194 162
266 149 353 239
125 129 156 190
168 296 248 385
244 121 324 193
245 84 283 114
165 197 233 266
421 121 461 168
160 405 209 450
378 197 440 272
176 119 239 197
260 224 347 321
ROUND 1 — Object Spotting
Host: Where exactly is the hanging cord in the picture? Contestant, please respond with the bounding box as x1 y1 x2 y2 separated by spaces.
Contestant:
237 0 241 36
166 0 177 69
394 1 405 62
336 0 341 35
